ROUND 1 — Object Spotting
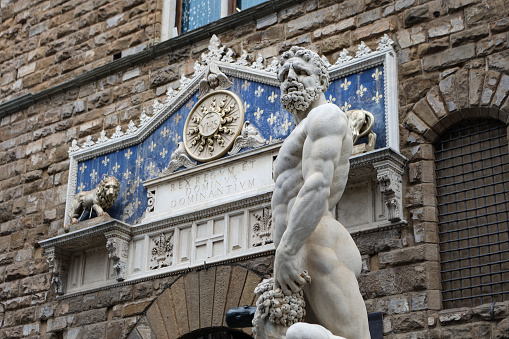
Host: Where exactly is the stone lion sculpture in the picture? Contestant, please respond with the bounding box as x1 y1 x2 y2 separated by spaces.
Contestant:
67 176 120 229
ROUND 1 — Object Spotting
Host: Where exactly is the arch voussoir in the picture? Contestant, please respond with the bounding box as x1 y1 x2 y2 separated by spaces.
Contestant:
411 68 509 143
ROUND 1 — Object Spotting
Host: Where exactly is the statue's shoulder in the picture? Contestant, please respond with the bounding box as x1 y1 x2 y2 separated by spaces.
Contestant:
307 103 348 133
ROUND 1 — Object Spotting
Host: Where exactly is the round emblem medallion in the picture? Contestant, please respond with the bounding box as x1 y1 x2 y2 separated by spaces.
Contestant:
183 90 245 162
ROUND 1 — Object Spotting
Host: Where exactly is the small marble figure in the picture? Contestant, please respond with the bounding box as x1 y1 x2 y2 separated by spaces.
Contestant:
254 47 370 339
67 176 120 230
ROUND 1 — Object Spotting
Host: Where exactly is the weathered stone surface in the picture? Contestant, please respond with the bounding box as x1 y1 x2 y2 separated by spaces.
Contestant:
156 288 179 338
123 299 152 317
212 265 231 327
184 271 200 332
378 244 438 268
146 302 168 339
199 267 216 329
170 277 189 335
423 44 475 71
393 310 426 332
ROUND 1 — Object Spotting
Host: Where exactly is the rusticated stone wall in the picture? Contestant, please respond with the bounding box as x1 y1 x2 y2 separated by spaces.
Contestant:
1 0 509 338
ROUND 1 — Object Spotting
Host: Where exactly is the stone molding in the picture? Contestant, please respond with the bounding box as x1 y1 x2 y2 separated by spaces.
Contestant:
405 69 509 143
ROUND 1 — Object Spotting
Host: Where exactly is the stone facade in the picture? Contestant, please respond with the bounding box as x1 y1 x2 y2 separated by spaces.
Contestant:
1 0 509 338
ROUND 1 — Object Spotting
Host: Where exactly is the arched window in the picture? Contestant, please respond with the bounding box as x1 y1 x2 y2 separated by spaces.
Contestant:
435 118 509 309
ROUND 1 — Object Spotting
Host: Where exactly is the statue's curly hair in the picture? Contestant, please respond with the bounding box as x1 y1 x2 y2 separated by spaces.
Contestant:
96 176 120 211
279 46 330 91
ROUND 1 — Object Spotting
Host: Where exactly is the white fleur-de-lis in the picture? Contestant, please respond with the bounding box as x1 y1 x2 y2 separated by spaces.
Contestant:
79 163 87 174
356 85 367 97
244 101 250 110
255 86 264 97
125 149 133 159
267 113 277 125
113 163 120 173
161 127 169 138
135 156 143 167
173 113 182 124
102 157 110 167
160 148 168 158
340 78 351 91
77 183 85 192
372 68 382 81
282 119 292 132
123 169 131 180
326 95 336 103
149 141 156 152
90 169 98 181
268 92 278 103
254 108 264 118
172 134 181 143
341 102 351 112
372 91 383 104
242 80 251 91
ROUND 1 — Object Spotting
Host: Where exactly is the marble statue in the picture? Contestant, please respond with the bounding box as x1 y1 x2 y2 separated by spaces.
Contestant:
253 47 370 339
66 176 120 230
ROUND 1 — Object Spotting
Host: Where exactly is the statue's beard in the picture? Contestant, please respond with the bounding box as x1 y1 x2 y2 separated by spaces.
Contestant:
280 81 322 114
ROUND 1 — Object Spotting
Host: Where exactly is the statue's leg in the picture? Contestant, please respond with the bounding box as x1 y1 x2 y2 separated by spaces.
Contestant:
303 218 370 339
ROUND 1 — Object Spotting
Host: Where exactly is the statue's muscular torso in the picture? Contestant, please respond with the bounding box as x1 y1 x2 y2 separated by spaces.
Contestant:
272 103 352 249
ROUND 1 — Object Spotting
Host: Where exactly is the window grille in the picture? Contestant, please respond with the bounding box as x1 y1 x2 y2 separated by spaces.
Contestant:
436 119 509 309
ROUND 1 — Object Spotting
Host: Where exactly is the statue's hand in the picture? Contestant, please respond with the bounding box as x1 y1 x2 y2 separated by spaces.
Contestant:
274 247 309 294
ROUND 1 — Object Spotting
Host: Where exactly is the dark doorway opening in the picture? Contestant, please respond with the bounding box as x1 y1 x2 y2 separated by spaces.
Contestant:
179 327 252 339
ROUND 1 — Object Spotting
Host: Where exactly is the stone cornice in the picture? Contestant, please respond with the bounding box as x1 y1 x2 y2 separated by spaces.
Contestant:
0 0 301 119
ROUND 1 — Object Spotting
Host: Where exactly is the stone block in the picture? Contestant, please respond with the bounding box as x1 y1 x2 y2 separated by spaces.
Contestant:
481 70 501 106
123 300 152 317
426 87 447 118
404 112 430 135
352 18 396 41
224 266 248 313
47 315 73 332
73 308 108 326
428 15 464 38
378 244 438 268
492 74 509 108
404 5 430 27
287 6 338 39
487 49 509 73
146 302 168 339
106 320 124 339
439 307 472 324
238 270 262 308
358 8 381 27
212 265 231 327
199 267 216 329
477 33 507 57
157 288 179 339
413 97 440 129
423 44 475 72
170 277 189 335
393 311 426 332
184 271 200 332
451 24 489 47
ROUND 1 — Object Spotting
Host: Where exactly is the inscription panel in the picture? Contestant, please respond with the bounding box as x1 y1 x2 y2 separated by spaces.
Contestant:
144 151 275 222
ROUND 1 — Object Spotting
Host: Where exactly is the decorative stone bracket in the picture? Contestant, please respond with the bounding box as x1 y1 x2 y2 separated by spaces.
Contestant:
105 230 131 281
374 158 405 222
45 247 70 295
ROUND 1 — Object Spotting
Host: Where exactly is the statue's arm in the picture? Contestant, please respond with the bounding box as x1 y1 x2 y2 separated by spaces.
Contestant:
278 105 345 256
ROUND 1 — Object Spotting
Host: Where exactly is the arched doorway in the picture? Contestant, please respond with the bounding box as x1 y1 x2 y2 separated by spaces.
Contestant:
179 327 253 339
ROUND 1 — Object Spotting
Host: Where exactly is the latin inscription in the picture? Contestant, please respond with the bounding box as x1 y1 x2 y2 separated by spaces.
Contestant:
168 160 256 208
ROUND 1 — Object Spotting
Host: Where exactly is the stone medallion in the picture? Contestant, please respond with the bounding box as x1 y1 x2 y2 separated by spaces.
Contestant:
184 90 245 162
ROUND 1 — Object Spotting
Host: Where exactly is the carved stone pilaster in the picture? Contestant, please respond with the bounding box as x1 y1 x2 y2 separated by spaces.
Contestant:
374 159 404 223
46 247 70 295
104 231 131 281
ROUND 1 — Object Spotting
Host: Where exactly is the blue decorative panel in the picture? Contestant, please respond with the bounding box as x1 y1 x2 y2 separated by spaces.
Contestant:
326 66 386 149
74 68 388 225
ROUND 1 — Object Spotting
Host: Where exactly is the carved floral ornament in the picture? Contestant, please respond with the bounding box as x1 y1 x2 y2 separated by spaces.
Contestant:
67 34 395 155
183 90 245 162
